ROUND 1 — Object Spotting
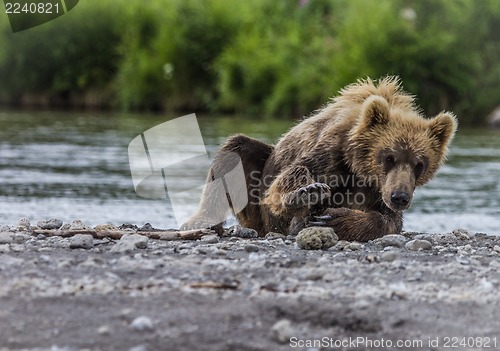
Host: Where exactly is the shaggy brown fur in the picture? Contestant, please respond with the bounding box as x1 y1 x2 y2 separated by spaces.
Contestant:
181 76 457 241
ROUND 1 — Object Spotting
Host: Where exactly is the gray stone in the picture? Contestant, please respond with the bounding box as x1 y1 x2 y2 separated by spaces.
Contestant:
94 223 118 232
376 234 409 248
452 228 472 240
271 319 294 344
110 241 136 253
17 217 30 228
111 234 148 253
0 232 14 244
69 219 91 231
13 233 30 243
296 227 338 250
228 225 258 238
122 234 149 249
129 346 149 351
265 232 286 240
200 234 219 244
244 244 260 252
130 316 154 332
405 239 432 251
69 234 94 249
348 242 362 250
381 250 400 262
37 218 63 230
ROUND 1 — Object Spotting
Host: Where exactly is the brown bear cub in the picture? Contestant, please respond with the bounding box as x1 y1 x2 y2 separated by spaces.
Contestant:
181 76 457 241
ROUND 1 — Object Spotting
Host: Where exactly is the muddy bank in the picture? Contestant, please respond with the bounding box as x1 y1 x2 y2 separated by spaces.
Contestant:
0 220 499 351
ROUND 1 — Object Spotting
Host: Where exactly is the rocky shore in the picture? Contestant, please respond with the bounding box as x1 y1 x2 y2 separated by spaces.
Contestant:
1 218 499 351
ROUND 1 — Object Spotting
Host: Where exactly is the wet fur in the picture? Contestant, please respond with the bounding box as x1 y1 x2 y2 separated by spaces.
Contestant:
181 76 457 241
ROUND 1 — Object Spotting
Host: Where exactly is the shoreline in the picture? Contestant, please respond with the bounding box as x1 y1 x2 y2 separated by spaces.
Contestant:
1 222 499 350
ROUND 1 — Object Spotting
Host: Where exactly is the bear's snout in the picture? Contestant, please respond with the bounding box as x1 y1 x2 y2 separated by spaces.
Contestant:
391 190 410 209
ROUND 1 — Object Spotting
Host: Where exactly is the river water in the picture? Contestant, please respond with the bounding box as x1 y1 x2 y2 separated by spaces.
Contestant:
0 110 499 234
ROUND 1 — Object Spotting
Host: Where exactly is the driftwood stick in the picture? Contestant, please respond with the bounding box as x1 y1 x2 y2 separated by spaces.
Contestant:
32 228 215 241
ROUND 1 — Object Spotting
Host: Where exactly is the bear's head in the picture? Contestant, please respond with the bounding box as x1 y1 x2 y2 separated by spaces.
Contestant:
347 95 458 212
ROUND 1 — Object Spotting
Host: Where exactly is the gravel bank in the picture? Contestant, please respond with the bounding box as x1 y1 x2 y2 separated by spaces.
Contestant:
0 220 499 351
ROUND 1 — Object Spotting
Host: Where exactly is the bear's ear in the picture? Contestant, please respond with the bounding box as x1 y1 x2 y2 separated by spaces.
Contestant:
359 95 390 129
428 112 458 148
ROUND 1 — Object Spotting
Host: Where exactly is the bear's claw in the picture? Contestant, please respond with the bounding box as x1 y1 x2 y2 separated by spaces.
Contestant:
284 182 331 209
307 214 334 226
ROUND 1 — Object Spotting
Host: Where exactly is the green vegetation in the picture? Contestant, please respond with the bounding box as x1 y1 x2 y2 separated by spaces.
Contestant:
0 0 499 124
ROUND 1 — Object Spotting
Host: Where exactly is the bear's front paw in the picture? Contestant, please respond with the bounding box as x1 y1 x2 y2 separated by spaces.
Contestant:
283 182 331 209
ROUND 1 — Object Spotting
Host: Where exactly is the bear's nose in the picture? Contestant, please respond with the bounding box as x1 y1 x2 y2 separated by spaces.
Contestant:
391 191 409 207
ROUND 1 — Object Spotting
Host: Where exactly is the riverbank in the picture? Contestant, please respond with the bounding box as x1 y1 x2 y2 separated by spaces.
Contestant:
0 220 499 351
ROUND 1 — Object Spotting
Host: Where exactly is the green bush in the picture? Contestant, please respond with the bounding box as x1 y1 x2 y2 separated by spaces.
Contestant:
0 0 498 124
0 1 124 105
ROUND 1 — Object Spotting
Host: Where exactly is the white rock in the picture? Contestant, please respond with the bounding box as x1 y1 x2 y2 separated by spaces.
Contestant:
130 316 154 332
37 218 63 230
296 227 338 250
271 319 294 344
69 234 94 249
122 234 149 249
0 232 14 244
69 219 91 231
376 234 409 248
405 239 432 251
17 217 30 228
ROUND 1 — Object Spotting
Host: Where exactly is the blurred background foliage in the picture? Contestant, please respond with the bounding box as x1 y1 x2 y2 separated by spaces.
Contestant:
0 0 499 124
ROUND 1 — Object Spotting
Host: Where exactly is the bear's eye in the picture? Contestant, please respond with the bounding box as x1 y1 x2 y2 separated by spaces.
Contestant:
415 161 425 179
384 155 395 167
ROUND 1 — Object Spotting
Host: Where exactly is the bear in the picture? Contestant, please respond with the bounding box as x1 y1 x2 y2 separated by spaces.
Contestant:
181 76 457 241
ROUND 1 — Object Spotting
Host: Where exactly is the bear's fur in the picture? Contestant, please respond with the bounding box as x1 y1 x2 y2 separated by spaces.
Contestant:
181 76 457 241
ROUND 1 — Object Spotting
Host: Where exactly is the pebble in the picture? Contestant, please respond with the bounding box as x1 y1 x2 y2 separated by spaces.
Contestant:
381 250 400 262
271 319 294 344
130 316 154 332
228 225 258 238
456 255 470 265
200 234 219 244
493 245 500 253
110 241 136 253
376 234 409 248
265 232 286 240
17 217 30 228
110 234 149 253
97 325 111 335
69 234 94 250
37 218 63 230
405 239 432 251
69 220 91 231
414 234 435 243
452 228 471 240
296 227 338 250
123 234 149 249
13 233 30 243
244 244 260 252
348 242 362 250
0 232 14 244
94 224 118 232
129 345 149 351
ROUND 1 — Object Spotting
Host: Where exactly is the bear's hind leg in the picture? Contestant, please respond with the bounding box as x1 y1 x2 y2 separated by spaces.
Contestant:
180 134 273 233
